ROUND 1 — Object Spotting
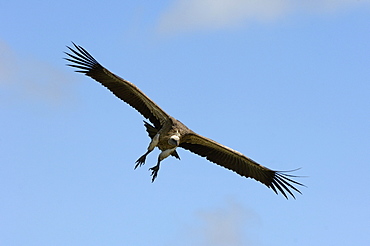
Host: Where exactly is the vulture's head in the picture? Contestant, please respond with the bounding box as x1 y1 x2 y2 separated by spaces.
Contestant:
168 131 180 146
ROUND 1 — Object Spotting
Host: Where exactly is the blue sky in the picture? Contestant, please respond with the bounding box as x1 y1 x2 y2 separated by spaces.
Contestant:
1 0 370 245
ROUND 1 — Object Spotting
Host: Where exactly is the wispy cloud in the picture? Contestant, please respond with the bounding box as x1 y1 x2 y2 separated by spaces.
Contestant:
179 199 261 246
0 40 75 108
157 0 370 34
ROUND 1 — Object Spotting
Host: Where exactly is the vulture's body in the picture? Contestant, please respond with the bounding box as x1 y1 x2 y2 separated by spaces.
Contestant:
65 43 303 199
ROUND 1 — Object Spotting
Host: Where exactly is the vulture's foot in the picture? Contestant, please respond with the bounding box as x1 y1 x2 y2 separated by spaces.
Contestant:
149 165 160 182
135 154 147 169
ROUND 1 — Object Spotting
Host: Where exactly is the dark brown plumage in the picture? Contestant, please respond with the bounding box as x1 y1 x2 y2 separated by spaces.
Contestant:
65 43 304 199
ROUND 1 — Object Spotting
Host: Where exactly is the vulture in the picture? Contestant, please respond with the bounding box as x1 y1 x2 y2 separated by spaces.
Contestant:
65 43 303 199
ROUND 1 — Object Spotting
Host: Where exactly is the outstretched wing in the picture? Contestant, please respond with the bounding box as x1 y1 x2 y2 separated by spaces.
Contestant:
180 133 303 199
65 43 169 129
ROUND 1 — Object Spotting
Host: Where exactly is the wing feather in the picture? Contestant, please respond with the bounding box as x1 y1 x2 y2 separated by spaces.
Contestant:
180 133 303 199
64 43 169 129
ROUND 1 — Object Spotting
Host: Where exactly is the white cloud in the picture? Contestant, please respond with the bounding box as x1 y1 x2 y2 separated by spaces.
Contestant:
179 199 261 246
157 0 370 33
0 40 75 108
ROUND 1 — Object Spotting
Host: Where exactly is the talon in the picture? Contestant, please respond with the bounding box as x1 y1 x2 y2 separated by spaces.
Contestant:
135 154 147 169
149 165 159 182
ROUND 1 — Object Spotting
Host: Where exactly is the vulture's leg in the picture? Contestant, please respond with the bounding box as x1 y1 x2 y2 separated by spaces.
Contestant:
149 147 177 182
135 133 160 169
149 162 160 182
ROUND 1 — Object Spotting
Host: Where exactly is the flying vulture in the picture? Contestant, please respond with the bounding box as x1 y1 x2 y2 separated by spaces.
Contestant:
65 43 303 199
